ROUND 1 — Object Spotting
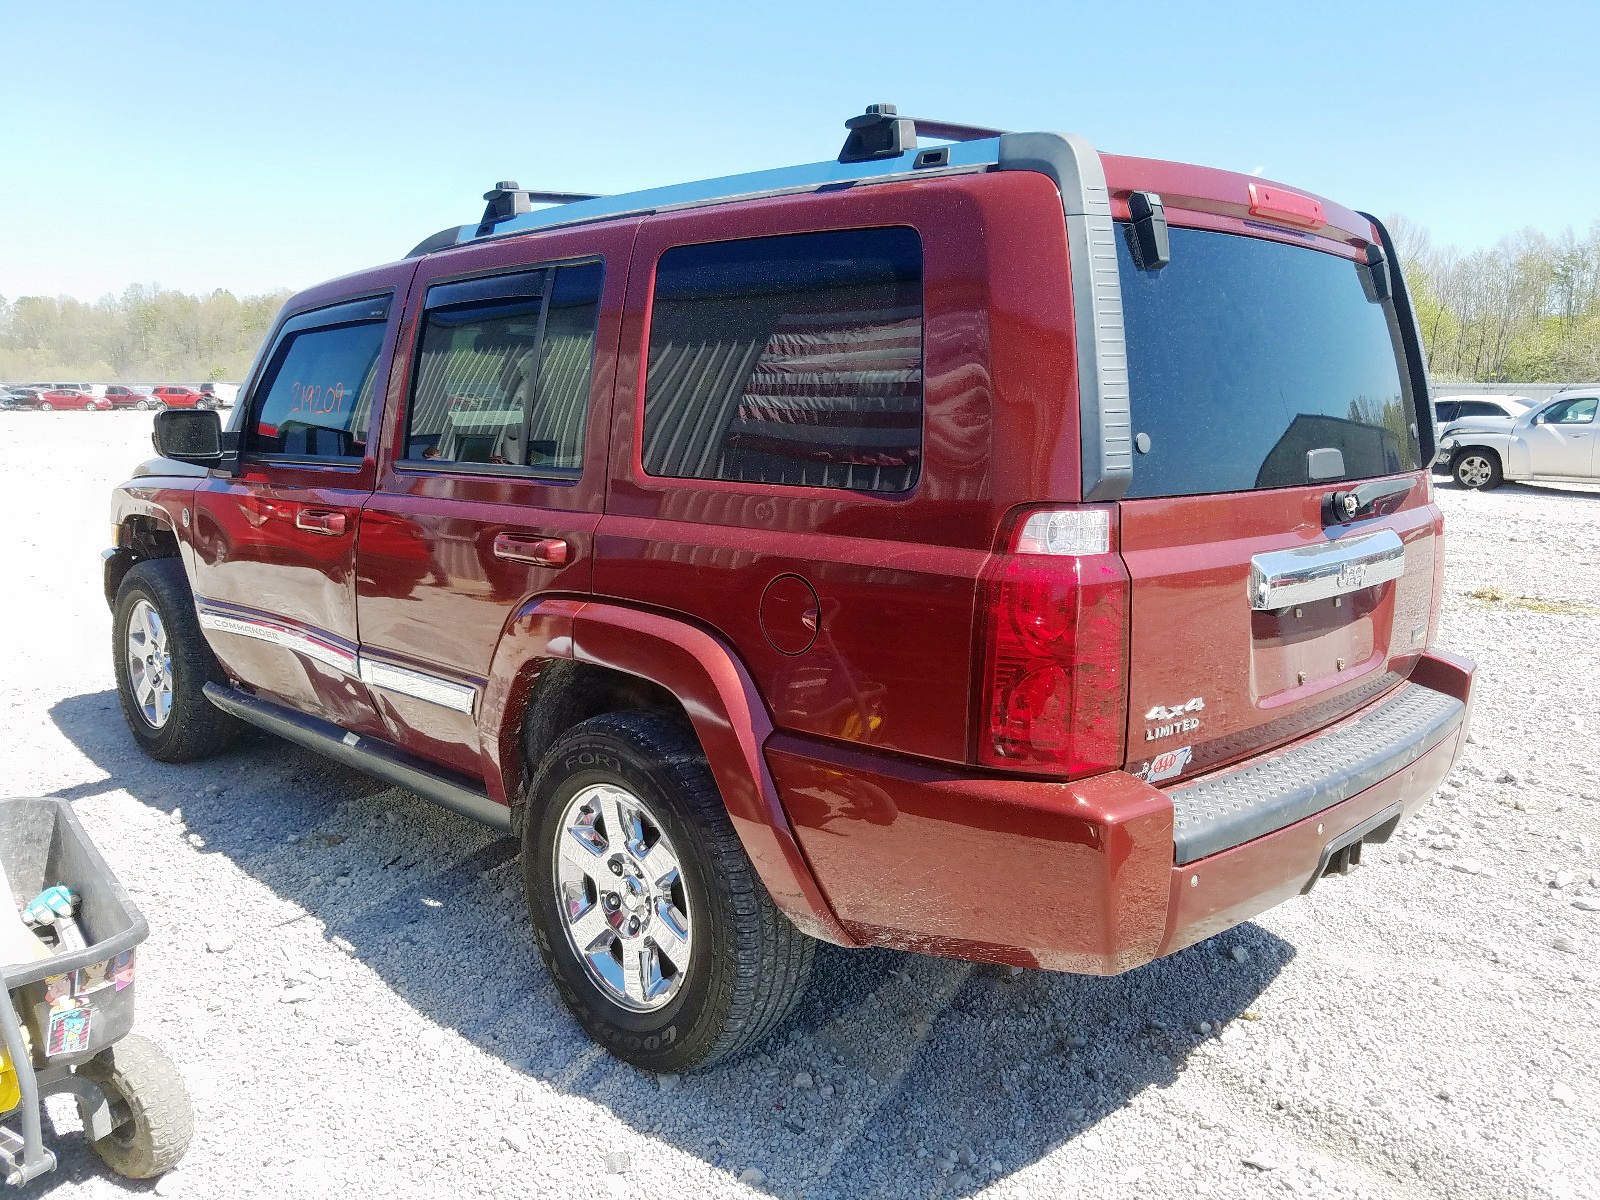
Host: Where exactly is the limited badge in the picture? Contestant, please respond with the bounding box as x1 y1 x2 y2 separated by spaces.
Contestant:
1140 745 1193 784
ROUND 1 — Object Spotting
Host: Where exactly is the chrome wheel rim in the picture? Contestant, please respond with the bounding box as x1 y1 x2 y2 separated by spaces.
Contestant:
552 783 693 1012
1458 456 1492 488
126 599 173 728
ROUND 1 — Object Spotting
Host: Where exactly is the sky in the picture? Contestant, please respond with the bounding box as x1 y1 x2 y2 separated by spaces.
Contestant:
3 0 1597 303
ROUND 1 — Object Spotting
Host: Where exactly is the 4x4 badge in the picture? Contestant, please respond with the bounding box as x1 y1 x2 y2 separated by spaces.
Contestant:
1143 697 1204 742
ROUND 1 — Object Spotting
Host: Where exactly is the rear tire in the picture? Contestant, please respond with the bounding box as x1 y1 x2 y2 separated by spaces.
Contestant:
39 402 52 411
112 558 240 762
1452 449 1502 490
77 1034 192 1179
522 711 814 1072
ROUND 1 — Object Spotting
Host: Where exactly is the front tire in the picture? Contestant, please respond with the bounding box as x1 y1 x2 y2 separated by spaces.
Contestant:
112 558 240 762
1452 449 1502 490
523 712 814 1072
77 1034 192 1179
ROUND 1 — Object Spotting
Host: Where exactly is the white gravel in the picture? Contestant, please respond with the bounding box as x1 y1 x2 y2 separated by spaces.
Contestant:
3 413 1597 1200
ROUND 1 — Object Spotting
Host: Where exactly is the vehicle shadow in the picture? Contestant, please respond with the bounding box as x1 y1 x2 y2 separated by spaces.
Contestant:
45 690 1291 1198
1438 476 1600 501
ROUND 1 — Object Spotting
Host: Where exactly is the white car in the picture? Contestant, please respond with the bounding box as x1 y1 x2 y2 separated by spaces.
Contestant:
1435 390 1599 489
1432 393 1534 424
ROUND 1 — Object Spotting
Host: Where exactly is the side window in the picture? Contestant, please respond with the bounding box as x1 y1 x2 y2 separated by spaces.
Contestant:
1434 402 1458 422
246 308 388 461
1458 401 1498 417
642 227 924 492
403 261 603 474
1544 397 1597 425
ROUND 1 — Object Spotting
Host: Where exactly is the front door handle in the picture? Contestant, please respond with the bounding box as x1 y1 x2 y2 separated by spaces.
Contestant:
295 508 348 536
493 533 570 567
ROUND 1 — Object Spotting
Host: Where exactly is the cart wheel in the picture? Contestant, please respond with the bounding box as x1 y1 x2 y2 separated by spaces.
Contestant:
77 1034 192 1179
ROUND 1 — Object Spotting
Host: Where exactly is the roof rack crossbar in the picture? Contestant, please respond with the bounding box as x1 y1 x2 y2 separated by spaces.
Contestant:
837 103 1008 163
476 181 606 237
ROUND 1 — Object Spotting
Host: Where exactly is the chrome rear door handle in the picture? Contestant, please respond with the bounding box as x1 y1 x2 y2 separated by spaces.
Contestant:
493 533 570 567
1248 529 1405 611
295 509 347 536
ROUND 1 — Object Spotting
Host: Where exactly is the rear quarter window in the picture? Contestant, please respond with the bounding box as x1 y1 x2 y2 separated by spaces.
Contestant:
642 227 924 493
1118 226 1420 498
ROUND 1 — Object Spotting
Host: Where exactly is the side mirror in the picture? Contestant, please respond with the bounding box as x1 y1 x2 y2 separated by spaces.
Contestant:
153 408 223 467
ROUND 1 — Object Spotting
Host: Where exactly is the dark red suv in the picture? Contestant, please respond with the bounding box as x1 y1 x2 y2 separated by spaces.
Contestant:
104 107 1474 1071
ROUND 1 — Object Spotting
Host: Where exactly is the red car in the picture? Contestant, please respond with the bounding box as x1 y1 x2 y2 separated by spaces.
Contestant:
33 388 105 411
151 386 221 410
105 106 1474 1073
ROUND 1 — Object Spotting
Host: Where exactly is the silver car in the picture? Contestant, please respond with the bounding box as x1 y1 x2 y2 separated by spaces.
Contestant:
1435 388 1599 489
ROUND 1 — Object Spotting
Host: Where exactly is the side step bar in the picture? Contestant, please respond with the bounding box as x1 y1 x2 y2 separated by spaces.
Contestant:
203 683 512 834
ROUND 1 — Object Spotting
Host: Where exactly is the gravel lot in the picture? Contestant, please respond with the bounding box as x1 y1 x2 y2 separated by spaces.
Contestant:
3 413 1596 1200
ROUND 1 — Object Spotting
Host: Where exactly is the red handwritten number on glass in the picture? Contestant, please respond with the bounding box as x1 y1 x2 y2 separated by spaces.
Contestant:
289 381 346 415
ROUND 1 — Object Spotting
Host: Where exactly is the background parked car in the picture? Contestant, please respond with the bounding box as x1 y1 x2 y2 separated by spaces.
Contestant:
151 386 217 409
27 382 100 397
2 387 46 410
104 385 160 410
1435 391 1599 488
1432 394 1533 424
31 388 106 411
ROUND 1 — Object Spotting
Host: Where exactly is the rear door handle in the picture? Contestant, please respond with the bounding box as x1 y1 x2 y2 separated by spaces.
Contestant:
493 533 570 567
295 509 348 536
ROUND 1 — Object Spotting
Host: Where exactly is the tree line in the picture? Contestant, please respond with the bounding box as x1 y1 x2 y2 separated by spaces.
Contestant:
1390 216 1600 384
0 286 290 384
4 214 1598 386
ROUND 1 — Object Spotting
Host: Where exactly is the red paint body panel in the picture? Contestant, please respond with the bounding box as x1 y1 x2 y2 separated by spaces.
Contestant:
187 259 417 731
1119 482 1441 784
781 651 1472 970
353 221 636 777
595 172 1076 766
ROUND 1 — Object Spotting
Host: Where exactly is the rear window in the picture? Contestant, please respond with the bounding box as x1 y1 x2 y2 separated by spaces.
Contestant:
1118 226 1419 498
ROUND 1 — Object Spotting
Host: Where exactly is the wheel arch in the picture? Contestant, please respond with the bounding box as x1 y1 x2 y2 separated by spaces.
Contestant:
106 500 187 609
479 597 850 946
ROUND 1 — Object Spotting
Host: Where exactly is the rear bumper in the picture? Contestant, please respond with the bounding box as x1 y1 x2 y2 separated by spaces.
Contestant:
770 649 1473 974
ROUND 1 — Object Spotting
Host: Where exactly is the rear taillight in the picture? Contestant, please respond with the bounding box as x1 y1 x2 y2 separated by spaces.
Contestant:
977 506 1130 776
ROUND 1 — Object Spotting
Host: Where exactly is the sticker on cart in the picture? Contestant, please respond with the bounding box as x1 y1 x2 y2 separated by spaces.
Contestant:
112 949 136 992
75 958 112 993
42 974 73 1005
46 1000 92 1056
1140 745 1193 784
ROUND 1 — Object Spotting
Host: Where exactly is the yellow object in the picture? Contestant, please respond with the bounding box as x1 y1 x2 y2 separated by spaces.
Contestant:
0 1043 19 1114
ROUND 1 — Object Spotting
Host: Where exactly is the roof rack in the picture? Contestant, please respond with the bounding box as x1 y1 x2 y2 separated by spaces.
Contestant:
837 103 1007 163
476 181 606 237
404 107 1131 504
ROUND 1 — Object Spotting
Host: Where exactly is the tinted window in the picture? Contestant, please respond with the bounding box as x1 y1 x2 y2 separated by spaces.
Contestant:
643 228 923 492
246 322 387 459
1544 396 1597 424
1457 401 1505 417
1119 226 1419 498
1433 402 1459 422
405 262 602 473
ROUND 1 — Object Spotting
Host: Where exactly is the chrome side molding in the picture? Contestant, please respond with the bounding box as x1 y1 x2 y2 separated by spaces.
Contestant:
1248 529 1406 611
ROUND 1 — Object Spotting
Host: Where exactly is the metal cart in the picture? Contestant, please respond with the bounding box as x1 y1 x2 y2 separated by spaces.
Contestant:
1 796 191 1185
